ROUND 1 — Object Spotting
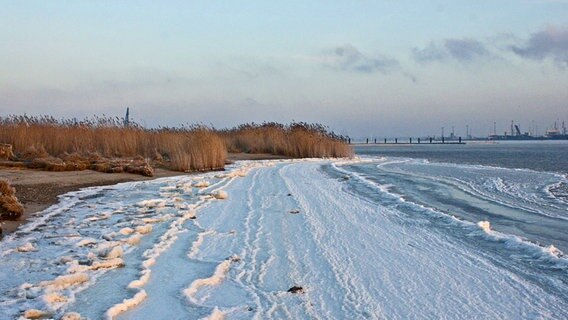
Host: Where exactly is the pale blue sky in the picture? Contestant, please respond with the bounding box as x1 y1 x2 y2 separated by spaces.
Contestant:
1 1 567 137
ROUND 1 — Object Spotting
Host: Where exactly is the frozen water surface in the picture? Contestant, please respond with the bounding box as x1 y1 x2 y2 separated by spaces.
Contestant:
1 159 566 319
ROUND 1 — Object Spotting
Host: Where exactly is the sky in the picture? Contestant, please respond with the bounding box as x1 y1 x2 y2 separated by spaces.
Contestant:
1 1 567 138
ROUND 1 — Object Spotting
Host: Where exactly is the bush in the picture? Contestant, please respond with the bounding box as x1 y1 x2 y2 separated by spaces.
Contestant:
0 179 24 220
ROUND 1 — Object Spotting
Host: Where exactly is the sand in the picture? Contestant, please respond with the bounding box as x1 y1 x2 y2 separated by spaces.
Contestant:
0 153 290 235
0 167 182 234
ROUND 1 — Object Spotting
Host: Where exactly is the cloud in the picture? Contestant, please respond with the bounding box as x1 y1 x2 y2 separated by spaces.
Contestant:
511 25 568 67
413 38 490 63
323 44 399 73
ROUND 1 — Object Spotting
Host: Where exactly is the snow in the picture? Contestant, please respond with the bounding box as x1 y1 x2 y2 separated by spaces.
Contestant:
211 190 228 199
61 312 82 320
16 242 36 252
134 225 152 235
105 290 147 319
1 159 566 319
183 258 234 304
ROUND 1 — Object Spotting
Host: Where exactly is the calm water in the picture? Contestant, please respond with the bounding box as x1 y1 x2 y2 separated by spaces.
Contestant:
355 140 568 175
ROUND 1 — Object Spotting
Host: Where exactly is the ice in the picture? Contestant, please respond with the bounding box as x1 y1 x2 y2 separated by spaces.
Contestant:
119 227 134 235
1 159 567 319
478 220 492 233
105 290 147 319
134 225 152 234
211 190 228 199
22 309 52 319
183 258 234 304
61 312 82 320
194 181 210 188
16 242 36 252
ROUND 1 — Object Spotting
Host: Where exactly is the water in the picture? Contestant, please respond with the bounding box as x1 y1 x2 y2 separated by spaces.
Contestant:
355 140 568 174
352 141 568 252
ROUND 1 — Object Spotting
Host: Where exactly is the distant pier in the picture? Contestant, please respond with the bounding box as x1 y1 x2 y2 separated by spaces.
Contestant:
347 137 466 145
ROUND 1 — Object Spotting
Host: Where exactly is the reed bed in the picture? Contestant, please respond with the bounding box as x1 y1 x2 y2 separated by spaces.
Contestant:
222 122 353 158
0 116 226 174
0 116 352 175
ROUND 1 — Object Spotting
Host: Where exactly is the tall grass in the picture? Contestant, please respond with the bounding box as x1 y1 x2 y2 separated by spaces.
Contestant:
0 115 226 172
222 122 353 158
0 116 352 174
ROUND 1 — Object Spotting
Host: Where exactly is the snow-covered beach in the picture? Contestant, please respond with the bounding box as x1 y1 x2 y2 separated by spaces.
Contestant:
1 158 567 319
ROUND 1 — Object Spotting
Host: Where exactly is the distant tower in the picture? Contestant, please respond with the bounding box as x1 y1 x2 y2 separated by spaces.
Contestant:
511 120 515 136
124 107 130 127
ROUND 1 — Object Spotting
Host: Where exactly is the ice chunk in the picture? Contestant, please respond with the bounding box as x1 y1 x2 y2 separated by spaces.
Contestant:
23 309 51 319
201 308 225 320
105 290 147 319
119 227 134 235
212 190 228 199
90 258 125 270
39 273 89 290
75 238 97 247
17 242 36 252
184 258 234 302
477 221 492 233
194 181 210 188
123 234 142 246
61 312 82 320
43 292 67 305
137 199 166 209
96 242 123 259
128 270 151 289
135 224 153 234
546 245 563 257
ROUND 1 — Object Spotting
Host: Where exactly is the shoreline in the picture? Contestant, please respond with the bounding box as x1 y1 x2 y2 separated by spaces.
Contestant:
0 153 290 236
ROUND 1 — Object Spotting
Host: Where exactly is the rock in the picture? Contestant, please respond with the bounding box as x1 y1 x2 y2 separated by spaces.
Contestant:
287 286 305 294
78 259 92 266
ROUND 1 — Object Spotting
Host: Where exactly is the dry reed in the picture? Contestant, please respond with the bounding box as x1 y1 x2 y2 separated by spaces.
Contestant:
0 116 226 174
0 116 351 176
222 122 353 158
0 178 24 220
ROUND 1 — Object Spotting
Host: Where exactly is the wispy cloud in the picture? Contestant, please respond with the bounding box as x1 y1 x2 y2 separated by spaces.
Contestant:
322 44 400 74
511 25 568 67
413 38 490 63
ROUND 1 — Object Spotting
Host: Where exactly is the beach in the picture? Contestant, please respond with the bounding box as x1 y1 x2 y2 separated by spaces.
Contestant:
0 156 566 319
0 153 290 235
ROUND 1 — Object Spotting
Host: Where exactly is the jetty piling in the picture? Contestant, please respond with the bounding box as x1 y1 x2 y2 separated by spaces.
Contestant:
348 136 465 145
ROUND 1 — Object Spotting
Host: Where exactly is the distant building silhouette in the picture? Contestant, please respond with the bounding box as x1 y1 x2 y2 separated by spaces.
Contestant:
124 107 130 127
